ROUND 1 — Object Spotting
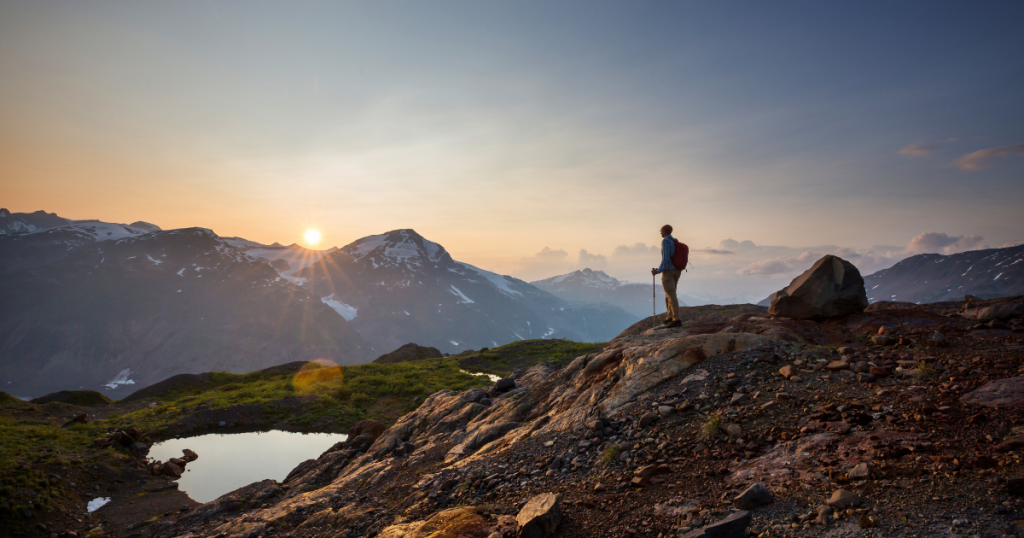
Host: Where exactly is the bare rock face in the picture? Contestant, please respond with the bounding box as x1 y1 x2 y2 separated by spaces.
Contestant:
768 255 868 320
516 493 562 538
961 377 1024 408
377 507 491 538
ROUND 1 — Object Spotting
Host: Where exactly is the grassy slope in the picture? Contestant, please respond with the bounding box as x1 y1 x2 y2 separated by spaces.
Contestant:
455 339 605 377
0 339 604 529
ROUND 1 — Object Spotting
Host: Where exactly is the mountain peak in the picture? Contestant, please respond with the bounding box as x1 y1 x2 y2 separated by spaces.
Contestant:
342 229 449 266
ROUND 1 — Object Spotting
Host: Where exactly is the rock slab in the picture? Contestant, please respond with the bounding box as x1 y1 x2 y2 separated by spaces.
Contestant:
768 255 868 319
680 510 752 538
517 493 562 538
733 482 773 510
961 377 1024 408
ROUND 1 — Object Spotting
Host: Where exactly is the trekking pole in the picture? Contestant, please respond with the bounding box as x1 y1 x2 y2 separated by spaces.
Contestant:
652 273 656 331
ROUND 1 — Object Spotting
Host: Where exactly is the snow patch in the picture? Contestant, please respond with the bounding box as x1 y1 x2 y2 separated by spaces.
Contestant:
321 294 358 320
103 369 135 390
146 255 163 265
449 285 474 304
994 272 1003 281
87 497 111 513
460 369 501 383
457 262 524 297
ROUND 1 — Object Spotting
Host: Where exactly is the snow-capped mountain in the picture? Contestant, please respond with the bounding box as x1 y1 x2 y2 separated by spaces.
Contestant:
222 237 337 281
863 244 1024 304
531 268 673 318
0 224 371 398
297 229 637 354
0 208 70 235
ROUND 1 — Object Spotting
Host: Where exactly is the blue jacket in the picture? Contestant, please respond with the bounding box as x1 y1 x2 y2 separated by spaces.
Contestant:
656 235 675 274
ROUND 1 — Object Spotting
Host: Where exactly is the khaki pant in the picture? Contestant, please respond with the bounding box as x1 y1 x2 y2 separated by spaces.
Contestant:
661 268 682 321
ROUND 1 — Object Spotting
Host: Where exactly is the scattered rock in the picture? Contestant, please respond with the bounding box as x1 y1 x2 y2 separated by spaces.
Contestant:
848 462 870 479
680 510 751 538
639 411 660 428
733 482 773 510
517 493 562 538
826 489 861 509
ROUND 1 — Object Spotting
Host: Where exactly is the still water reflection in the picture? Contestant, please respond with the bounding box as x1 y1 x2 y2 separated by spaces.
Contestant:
149 430 348 503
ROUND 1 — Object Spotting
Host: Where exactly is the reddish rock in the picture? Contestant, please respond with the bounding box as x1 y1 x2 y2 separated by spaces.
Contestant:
961 377 1024 408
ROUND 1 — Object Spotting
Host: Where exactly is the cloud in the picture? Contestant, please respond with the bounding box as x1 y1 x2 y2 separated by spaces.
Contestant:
737 258 794 276
950 143 1024 170
695 248 734 255
611 243 658 257
899 141 939 157
719 239 757 252
529 246 568 260
578 249 607 269
1001 240 1024 248
906 232 984 254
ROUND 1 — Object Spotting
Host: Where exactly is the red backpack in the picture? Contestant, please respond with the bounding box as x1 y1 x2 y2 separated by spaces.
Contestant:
671 239 689 271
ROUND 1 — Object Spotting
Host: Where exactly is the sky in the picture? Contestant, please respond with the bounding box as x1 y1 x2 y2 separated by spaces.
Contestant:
1 1 1022 302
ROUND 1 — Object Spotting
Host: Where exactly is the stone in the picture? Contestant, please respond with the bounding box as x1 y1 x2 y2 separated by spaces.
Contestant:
961 377 1024 408
492 377 516 395
928 332 946 346
856 373 877 383
639 411 660 428
871 335 894 346
848 463 870 479
723 423 743 438
680 510 752 538
733 482 773 510
967 303 1024 322
182 448 198 462
826 360 850 371
516 493 562 538
838 346 855 355
658 405 675 417
858 515 876 528
816 505 833 525
161 461 183 478
729 393 749 405
767 255 868 320
779 365 795 378
826 489 860 509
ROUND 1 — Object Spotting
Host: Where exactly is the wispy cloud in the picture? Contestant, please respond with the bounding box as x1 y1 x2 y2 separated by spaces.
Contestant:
906 232 984 254
950 143 1024 170
898 140 940 157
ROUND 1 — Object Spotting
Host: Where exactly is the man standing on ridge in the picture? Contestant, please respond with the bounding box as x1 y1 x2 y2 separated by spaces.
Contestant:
651 224 687 328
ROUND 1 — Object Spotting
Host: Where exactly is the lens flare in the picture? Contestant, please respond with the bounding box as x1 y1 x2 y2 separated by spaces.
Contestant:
292 360 342 395
304 229 321 245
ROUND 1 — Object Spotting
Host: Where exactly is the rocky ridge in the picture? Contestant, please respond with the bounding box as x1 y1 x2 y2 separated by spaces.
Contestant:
133 295 1024 538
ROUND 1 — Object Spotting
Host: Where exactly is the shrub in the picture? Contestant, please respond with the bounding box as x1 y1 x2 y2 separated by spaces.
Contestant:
699 414 723 441
601 445 621 464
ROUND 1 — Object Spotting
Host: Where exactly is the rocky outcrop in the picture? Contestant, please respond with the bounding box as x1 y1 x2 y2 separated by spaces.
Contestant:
961 376 1024 408
769 255 867 319
372 343 444 364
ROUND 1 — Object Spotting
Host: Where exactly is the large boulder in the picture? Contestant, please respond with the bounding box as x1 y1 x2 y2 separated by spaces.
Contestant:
768 255 867 319
517 493 562 538
961 377 1024 408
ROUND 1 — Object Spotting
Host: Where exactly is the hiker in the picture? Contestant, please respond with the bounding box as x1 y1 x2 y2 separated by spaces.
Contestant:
651 224 688 328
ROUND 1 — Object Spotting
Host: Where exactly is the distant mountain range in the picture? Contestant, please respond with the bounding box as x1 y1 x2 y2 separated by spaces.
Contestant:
0 213 372 398
755 244 1024 306
863 244 1024 304
0 209 637 397
297 230 637 354
531 268 675 318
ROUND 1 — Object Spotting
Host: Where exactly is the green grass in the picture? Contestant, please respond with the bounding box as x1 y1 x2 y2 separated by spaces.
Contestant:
105 358 492 435
699 414 723 441
31 390 113 406
601 444 621 464
456 339 605 377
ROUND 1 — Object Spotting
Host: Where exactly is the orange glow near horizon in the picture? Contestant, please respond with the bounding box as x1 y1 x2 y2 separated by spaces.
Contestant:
304 229 321 246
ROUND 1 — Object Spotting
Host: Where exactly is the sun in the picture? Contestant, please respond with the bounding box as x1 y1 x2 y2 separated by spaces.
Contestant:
304 229 321 246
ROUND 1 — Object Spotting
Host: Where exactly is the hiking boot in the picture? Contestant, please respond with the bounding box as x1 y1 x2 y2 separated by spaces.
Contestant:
665 320 682 328
661 318 675 326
